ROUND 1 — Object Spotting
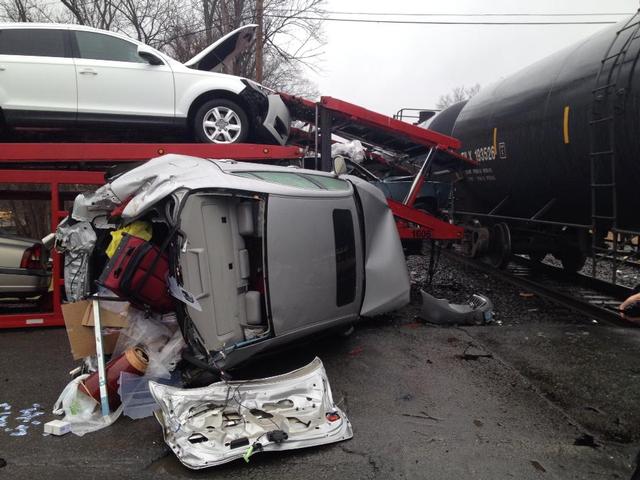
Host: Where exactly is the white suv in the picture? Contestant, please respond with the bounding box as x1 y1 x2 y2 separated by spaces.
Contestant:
0 23 291 144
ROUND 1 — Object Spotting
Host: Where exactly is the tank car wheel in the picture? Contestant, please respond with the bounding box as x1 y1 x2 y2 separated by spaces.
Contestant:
555 250 587 272
488 222 511 269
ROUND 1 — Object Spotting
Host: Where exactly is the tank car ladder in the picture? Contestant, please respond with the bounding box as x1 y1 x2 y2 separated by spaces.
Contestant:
589 10 640 283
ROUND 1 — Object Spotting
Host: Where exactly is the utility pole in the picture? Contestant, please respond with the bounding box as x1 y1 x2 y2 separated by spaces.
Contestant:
255 0 264 83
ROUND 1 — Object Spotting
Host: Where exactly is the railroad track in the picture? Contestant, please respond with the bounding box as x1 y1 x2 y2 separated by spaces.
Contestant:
595 252 640 269
441 249 636 327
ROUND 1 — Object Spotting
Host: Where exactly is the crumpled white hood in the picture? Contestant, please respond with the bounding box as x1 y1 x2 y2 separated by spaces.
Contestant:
72 154 353 222
149 357 352 469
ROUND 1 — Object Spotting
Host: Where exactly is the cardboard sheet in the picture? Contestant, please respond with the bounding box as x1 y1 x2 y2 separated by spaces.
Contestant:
61 301 121 360
81 303 129 328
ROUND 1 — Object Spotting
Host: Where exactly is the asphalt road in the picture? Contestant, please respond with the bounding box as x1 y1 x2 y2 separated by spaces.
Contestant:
0 257 639 479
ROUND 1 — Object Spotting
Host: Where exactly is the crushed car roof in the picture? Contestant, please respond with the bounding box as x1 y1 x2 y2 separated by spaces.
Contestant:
103 155 354 220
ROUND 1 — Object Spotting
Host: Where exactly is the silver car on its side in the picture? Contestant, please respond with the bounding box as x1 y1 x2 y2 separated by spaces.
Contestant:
61 155 411 369
0 234 50 298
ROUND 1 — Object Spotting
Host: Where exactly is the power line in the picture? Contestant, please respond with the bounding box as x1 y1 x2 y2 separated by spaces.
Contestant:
264 14 619 25
315 10 633 18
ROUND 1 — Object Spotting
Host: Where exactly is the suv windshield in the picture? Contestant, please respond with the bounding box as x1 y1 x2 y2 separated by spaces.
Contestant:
233 171 350 191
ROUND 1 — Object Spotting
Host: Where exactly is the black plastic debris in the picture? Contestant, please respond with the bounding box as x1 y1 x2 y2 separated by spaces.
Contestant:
419 290 494 325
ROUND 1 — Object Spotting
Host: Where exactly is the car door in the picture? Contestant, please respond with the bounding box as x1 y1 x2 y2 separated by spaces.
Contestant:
0 27 76 125
72 30 174 124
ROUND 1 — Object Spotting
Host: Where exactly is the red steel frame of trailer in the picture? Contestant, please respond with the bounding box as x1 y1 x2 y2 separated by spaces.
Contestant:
281 95 475 242
0 98 473 329
0 143 304 329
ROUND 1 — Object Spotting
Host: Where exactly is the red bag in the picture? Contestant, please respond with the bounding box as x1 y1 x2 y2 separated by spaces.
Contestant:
98 234 174 313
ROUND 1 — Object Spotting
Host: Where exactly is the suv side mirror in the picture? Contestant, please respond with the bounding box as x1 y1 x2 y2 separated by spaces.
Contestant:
137 46 163 66
333 155 347 177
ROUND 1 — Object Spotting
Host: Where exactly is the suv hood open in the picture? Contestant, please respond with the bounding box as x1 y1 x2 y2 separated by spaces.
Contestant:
185 24 257 72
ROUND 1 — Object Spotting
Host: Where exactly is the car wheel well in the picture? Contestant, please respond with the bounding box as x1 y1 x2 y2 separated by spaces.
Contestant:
187 90 250 129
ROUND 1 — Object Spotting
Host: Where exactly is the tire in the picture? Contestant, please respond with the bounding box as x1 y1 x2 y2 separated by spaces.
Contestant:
193 99 249 144
488 222 512 269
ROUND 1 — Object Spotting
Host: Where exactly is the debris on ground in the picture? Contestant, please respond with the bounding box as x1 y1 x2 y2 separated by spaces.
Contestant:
0 403 44 437
419 290 495 325
43 420 71 436
456 343 494 361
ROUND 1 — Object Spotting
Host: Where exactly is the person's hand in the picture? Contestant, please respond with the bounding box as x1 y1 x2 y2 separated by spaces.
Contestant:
619 292 640 323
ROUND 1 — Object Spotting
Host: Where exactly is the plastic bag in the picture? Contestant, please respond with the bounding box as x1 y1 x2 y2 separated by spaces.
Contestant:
145 329 186 380
112 307 184 380
112 308 172 358
52 374 97 421
52 374 124 436
331 140 365 164
105 220 152 258
65 406 122 437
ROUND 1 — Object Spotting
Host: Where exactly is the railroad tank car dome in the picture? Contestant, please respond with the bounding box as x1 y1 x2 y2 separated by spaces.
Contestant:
430 14 640 233
428 100 467 137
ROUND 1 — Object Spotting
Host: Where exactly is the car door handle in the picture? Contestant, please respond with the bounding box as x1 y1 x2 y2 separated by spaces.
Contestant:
0 65 5 71
79 68 97 75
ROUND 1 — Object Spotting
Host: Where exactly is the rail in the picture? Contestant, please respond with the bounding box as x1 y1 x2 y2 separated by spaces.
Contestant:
441 249 636 327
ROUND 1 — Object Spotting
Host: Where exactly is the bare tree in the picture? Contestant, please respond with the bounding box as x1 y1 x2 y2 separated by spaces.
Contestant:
0 0 54 21
115 0 183 49
59 0 123 30
436 84 481 110
0 0 324 95
180 0 324 92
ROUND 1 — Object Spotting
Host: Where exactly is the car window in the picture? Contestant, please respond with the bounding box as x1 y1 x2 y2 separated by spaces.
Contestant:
0 28 66 58
75 31 145 63
333 209 356 307
299 174 351 191
233 171 350 191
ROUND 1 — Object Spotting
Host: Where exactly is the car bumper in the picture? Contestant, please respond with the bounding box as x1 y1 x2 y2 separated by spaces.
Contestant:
240 83 291 145
0 267 50 297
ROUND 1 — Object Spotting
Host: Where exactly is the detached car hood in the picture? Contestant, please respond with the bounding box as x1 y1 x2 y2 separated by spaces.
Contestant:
185 24 257 72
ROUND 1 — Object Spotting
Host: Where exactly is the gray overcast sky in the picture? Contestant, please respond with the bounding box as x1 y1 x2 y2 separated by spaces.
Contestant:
305 0 639 116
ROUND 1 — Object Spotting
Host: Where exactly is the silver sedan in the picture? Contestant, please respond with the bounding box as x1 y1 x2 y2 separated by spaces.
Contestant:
0 234 50 298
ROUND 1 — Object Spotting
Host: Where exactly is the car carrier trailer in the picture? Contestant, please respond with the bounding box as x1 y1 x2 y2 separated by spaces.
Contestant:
0 96 475 329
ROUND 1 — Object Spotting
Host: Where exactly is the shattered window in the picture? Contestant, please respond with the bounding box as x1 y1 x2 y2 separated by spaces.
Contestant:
233 171 349 191
333 209 356 307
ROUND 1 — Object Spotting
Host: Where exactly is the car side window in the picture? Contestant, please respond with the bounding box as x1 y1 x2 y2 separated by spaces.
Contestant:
75 31 145 63
0 29 66 58
333 209 357 307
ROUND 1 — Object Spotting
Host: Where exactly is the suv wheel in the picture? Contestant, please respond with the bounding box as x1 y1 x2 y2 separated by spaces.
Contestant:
193 99 249 144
